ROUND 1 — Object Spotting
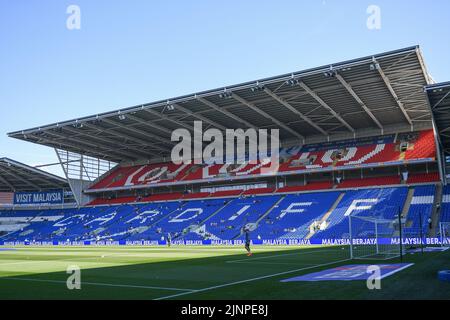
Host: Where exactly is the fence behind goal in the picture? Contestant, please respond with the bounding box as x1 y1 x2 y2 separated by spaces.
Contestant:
349 214 404 260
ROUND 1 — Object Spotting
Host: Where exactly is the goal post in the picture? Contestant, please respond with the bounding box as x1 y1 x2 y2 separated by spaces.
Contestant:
349 214 405 260
439 222 450 247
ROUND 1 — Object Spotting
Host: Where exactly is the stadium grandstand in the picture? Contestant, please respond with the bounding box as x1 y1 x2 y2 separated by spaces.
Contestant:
426 82 450 183
0 157 74 239
0 157 72 204
1 45 448 246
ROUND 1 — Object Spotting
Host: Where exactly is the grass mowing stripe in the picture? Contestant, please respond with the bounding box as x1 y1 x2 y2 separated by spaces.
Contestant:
0 277 196 292
0 254 112 266
225 249 338 263
2 246 449 299
0 250 175 267
226 261 317 266
154 258 351 300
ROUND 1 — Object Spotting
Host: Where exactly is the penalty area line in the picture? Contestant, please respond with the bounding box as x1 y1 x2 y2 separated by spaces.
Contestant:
154 258 351 300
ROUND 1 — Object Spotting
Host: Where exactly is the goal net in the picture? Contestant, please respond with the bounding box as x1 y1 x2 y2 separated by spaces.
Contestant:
349 214 404 260
439 222 450 247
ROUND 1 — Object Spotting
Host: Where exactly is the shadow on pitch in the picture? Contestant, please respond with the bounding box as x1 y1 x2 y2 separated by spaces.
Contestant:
0 245 355 299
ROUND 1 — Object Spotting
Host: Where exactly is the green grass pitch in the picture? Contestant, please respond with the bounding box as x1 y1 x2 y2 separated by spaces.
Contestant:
0 245 449 300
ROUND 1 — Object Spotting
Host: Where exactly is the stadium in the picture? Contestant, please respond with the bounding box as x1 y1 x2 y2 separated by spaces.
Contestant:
1 45 450 301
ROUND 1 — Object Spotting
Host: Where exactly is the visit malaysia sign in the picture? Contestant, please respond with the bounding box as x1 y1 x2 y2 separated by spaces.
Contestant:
14 190 64 205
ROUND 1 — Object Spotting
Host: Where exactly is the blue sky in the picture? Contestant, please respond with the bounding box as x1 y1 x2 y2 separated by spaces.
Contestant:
1 0 449 175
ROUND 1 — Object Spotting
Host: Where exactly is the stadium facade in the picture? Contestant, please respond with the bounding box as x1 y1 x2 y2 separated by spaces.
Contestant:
1 45 450 246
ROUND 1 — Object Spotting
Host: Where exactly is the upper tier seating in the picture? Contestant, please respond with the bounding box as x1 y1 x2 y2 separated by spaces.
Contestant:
404 130 436 160
88 130 436 191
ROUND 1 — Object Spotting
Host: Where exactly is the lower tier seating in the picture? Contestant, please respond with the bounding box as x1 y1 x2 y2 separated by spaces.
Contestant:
1 184 443 243
404 185 435 237
441 185 450 223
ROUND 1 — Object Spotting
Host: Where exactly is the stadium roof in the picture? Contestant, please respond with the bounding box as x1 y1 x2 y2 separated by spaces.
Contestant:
8 45 433 163
0 158 69 192
426 82 450 156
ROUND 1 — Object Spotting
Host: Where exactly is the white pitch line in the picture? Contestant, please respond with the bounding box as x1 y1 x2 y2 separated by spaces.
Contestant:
0 277 196 292
154 258 351 300
225 249 338 263
379 263 414 280
226 261 315 266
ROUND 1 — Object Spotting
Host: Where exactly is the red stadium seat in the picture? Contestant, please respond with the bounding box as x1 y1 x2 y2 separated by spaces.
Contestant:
404 130 436 160
242 187 275 195
210 190 244 197
276 181 333 193
88 196 138 206
182 192 211 199
407 173 440 183
337 176 401 189
87 130 436 193
140 193 183 202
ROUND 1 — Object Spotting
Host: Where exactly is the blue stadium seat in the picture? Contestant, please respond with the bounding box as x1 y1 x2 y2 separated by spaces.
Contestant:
252 192 340 240
1 185 442 242
311 187 408 240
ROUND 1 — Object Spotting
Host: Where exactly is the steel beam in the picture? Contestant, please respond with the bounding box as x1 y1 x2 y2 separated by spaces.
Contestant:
63 126 152 159
232 93 304 140
0 167 41 190
263 87 328 136
197 97 257 129
373 60 412 125
173 103 227 130
0 173 15 191
33 132 134 161
297 81 355 133
101 118 174 152
145 109 195 132
335 73 384 130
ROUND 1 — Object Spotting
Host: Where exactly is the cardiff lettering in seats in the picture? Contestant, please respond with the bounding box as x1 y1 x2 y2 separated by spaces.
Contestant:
229 205 251 221
279 202 313 219
344 199 378 216
169 208 203 223
126 210 161 224
53 214 85 227
84 212 117 226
